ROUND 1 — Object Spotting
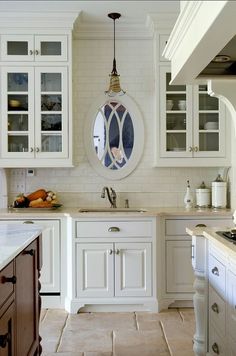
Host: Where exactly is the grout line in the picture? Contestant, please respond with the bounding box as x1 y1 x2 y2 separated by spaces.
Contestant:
178 308 184 322
134 312 139 330
40 308 48 324
159 320 172 356
112 330 115 356
55 312 69 352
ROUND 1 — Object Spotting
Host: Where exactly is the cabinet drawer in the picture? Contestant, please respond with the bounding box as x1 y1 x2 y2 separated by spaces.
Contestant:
0 262 14 309
209 254 226 297
75 220 153 238
165 218 232 236
209 285 226 336
209 325 227 355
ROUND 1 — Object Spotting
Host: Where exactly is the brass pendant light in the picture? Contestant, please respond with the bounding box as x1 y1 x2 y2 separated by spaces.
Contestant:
105 12 125 97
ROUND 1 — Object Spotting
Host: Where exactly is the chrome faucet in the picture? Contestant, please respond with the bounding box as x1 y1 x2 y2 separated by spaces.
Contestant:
101 187 117 208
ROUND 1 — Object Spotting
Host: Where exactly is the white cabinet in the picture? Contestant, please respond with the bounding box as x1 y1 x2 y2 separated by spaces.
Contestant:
76 242 151 298
0 219 60 301
1 66 68 161
66 217 156 313
1 34 67 61
166 240 193 293
162 216 233 310
155 66 230 167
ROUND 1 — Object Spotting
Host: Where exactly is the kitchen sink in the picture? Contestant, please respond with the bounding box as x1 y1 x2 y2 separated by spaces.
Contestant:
78 207 147 213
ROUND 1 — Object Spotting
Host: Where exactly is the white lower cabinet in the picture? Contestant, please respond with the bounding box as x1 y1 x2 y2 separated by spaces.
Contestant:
0 218 60 307
66 217 156 313
166 240 193 293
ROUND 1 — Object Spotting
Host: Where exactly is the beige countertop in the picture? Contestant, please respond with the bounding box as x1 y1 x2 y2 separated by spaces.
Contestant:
0 206 233 219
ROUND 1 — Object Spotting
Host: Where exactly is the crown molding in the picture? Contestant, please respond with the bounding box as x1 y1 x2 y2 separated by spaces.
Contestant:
0 11 79 30
73 20 153 40
146 12 179 33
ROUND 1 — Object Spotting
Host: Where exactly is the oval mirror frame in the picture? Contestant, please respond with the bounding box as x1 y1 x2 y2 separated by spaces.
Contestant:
84 93 144 180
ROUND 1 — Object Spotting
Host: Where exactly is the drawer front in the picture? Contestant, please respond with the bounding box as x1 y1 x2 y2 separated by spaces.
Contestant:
209 254 226 297
209 285 226 336
0 262 14 309
209 325 227 355
75 220 153 238
165 218 232 236
227 270 236 343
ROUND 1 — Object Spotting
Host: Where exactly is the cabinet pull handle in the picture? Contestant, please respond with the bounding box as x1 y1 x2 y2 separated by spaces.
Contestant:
211 303 219 314
2 275 17 284
195 224 207 227
191 244 194 259
35 147 40 152
194 146 199 152
108 227 120 232
108 249 113 255
35 49 39 55
212 342 220 354
30 147 34 152
0 332 10 348
211 267 219 276
23 220 34 224
188 146 193 152
115 249 120 255
29 49 34 55
24 249 35 256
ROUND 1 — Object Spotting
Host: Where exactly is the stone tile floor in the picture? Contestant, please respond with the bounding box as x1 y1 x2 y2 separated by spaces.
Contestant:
40 308 195 356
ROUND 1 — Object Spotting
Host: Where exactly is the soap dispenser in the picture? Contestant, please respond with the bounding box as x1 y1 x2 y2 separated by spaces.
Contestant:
184 180 193 209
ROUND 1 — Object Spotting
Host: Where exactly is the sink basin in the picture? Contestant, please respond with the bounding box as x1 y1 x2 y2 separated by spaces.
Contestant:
78 208 147 213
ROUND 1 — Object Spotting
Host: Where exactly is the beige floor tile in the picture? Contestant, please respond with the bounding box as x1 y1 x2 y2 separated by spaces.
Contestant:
66 312 136 331
161 320 195 355
136 309 182 330
40 309 47 322
58 329 112 353
179 308 195 323
41 339 59 353
84 353 112 356
114 329 170 356
42 309 68 323
40 322 63 341
42 353 84 356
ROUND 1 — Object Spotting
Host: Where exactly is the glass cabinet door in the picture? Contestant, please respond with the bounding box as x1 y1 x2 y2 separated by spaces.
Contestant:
1 67 34 158
34 67 68 158
35 36 67 61
1 35 34 61
193 84 225 157
160 67 192 157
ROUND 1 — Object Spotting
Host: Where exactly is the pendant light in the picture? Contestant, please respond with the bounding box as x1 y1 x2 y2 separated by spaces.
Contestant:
105 12 125 97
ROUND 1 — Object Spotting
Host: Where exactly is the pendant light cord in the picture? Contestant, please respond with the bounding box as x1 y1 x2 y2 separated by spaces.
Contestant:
112 17 117 75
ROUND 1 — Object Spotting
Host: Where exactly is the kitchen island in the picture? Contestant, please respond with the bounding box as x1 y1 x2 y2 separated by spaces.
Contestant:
0 223 43 355
187 225 236 356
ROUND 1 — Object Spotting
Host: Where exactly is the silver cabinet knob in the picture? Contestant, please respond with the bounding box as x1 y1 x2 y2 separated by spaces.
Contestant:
23 220 34 224
211 267 219 276
35 147 40 152
30 147 34 152
108 249 113 255
108 227 120 232
35 49 39 55
212 342 219 354
115 249 120 255
211 303 219 314
194 146 199 152
29 50 34 55
188 146 193 152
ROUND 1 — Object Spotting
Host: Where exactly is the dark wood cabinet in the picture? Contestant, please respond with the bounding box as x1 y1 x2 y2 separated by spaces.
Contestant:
0 235 42 356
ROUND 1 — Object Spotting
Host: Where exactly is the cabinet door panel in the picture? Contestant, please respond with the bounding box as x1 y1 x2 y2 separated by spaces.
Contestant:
166 240 194 293
76 243 114 298
0 302 15 356
35 35 67 61
1 35 34 61
115 242 152 297
15 239 38 356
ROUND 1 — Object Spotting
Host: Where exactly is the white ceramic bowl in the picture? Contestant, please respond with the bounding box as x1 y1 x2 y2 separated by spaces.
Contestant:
178 100 186 110
166 100 174 110
204 122 218 130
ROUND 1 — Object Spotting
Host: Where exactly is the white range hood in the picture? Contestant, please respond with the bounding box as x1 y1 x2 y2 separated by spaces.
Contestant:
164 1 236 126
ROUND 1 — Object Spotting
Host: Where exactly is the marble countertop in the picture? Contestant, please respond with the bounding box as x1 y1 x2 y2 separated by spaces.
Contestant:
0 224 42 270
0 206 233 218
186 226 236 257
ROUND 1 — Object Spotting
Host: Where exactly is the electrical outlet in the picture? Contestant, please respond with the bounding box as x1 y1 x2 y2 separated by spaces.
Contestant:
10 169 26 194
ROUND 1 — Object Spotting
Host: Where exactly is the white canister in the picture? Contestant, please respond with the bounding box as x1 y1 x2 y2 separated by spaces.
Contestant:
196 188 211 207
212 178 227 208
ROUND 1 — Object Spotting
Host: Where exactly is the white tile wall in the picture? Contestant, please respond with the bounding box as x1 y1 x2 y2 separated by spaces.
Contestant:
8 38 222 208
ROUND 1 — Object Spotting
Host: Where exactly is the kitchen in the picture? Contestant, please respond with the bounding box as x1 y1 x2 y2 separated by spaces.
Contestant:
0 1 235 355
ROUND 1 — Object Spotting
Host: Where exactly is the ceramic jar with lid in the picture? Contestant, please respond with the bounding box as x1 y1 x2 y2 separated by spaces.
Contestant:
195 181 211 208
212 174 227 208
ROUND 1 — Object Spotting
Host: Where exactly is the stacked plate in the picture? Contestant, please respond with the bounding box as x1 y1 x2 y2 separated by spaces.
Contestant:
204 122 218 130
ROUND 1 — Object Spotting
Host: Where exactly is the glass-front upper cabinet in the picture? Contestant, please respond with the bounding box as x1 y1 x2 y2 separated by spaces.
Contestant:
34 67 68 158
159 66 225 159
1 67 68 159
1 67 34 158
1 35 67 61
